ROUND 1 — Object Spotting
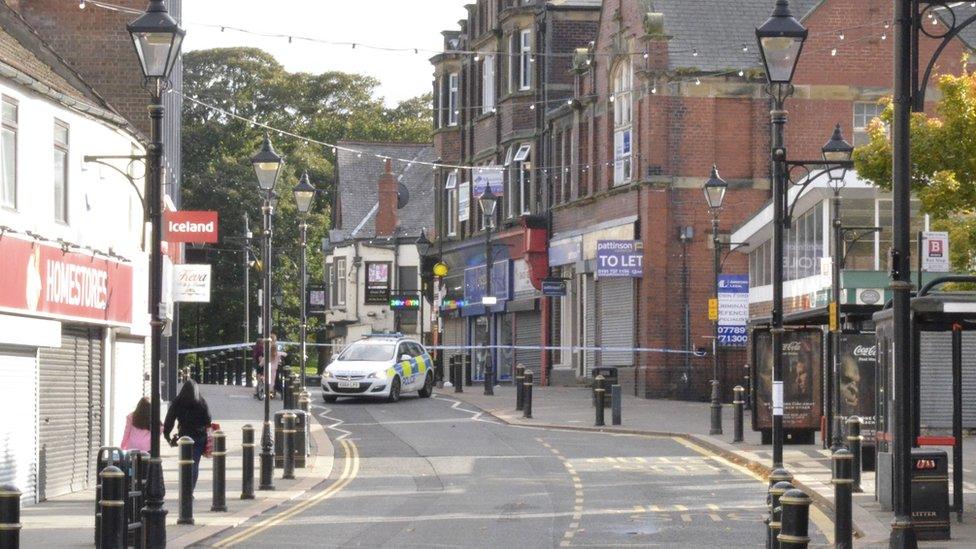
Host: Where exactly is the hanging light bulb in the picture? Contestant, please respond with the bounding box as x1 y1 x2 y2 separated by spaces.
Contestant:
79 0 86 9
831 48 837 56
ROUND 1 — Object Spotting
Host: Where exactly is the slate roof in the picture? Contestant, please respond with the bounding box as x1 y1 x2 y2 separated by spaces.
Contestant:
649 0 822 72
332 142 436 244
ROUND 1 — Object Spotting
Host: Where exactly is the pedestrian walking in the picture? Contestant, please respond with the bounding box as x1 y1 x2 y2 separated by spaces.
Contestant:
268 334 286 400
164 379 212 489
120 396 154 453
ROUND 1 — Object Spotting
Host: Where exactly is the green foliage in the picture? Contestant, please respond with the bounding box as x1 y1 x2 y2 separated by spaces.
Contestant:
852 66 976 271
180 47 432 348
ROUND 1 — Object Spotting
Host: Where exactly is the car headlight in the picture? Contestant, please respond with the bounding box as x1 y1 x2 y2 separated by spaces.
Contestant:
366 370 385 380
323 370 336 380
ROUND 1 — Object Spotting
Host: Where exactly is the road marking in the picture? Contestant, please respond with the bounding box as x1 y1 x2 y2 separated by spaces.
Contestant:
212 438 360 547
675 504 688 512
537 437 585 547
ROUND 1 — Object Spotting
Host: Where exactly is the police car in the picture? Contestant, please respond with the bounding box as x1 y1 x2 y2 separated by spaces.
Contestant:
321 333 434 403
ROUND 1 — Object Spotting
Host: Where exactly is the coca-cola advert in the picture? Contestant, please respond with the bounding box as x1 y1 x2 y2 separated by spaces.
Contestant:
838 333 877 442
172 264 212 303
752 328 823 431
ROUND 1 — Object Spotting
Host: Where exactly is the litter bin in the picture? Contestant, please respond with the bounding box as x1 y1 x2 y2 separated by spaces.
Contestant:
911 448 950 541
591 367 618 407
274 410 308 468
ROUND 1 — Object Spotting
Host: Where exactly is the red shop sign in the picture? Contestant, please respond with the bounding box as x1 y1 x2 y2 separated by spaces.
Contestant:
164 210 219 244
0 236 133 324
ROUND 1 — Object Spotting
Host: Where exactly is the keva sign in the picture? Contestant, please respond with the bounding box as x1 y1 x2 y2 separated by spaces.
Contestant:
164 211 219 244
596 240 643 277
172 264 212 303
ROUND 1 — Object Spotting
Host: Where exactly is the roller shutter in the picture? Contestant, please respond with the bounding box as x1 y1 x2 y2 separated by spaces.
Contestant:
0 347 38 503
38 326 103 500
515 311 542 377
583 274 596 377
919 331 976 429
598 278 634 367
442 316 465 364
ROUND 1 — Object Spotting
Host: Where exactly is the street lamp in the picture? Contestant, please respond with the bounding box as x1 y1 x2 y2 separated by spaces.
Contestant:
479 186 498 396
251 133 283 491
293 171 316 390
756 0 807 472
126 1 183 544
416 229 432 346
703 165 727 436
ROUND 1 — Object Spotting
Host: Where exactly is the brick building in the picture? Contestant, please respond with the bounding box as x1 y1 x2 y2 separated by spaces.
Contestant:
430 0 601 386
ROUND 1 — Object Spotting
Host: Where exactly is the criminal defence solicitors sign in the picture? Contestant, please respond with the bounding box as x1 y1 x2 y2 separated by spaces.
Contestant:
0 235 133 324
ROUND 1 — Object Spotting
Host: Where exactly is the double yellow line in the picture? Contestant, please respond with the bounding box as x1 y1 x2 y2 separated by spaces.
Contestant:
213 439 360 547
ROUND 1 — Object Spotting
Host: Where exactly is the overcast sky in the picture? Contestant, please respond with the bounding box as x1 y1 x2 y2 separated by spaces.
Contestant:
182 0 468 105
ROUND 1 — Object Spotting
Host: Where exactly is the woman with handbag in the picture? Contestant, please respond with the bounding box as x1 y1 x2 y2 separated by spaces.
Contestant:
163 379 212 489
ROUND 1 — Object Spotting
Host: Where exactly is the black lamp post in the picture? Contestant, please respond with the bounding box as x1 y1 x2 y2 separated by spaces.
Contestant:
126 1 183 545
479 186 498 396
756 0 807 472
703 165 728 436
294 172 316 390
416 229 432 346
252 134 283 491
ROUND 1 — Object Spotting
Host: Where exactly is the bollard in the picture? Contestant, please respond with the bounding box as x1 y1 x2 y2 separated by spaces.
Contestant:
523 370 533 419
99 466 126 549
832 448 853 548
177 436 195 525
299 391 311 457
778 488 811 548
244 348 253 387
290 374 301 409
0 484 21 549
846 416 862 493
217 354 225 385
282 412 296 480
281 366 293 406
733 385 745 443
515 364 525 411
241 425 255 500
768 480 793 549
454 360 463 393
94 446 124 546
611 384 622 425
594 375 605 426
211 431 227 512
127 451 148 548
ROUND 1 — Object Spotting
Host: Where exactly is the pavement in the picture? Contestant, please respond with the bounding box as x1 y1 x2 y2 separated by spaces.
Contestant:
199 389 827 548
443 383 976 547
19 384 334 548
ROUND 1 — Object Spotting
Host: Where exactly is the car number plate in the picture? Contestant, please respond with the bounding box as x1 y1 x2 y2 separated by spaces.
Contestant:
337 381 359 388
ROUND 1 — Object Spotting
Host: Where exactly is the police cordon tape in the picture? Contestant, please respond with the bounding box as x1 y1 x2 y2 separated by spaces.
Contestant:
177 341 709 357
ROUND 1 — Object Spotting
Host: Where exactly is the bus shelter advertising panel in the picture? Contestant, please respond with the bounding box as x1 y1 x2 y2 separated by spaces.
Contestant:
752 328 823 432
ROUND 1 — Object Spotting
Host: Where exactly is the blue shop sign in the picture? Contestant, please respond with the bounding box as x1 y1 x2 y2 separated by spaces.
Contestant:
549 236 581 267
462 260 510 316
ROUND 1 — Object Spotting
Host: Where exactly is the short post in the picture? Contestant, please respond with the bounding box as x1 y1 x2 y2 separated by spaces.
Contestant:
594 375 605 427
234 359 243 386
128 451 148 548
282 412 296 480
281 365 292 406
832 448 853 548
454 359 463 393
298 391 311 457
177 436 195 525
777 488 811 548
290 374 301 408
768 480 793 549
515 364 525 411
733 385 745 443
0 484 21 549
523 370 533 419
99 466 126 549
211 431 227 512
846 416 862 493
611 384 622 425
241 425 255 500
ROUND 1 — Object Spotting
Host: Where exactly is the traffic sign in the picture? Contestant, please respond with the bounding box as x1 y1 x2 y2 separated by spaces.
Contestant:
708 298 718 321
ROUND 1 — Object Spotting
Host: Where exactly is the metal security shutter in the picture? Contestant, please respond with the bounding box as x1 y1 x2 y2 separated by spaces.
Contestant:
551 296 562 365
442 317 465 365
38 326 103 500
583 274 596 377
0 347 38 503
919 331 976 429
515 311 542 377
599 278 634 367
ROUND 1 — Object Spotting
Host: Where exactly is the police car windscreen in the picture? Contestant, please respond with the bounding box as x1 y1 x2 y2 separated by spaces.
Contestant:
339 343 395 361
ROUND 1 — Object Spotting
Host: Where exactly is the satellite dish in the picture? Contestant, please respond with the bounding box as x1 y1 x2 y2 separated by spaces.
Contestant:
397 182 410 209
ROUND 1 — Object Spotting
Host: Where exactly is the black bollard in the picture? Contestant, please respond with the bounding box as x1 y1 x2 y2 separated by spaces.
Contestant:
0 484 21 549
241 425 255 500
777 488 811 548
99 466 126 549
299 392 311 458
177 436 195 525
282 412 296 480
245 347 253 387
128 451 148 548
768 480 792 549
594 375 606 426
281 366 293 406
846 416 862 493
211 431 227 512
523 370 533 419
832 448 853 548
94 446 123 546
611 384 622 425
515 364 525 411
454 359 463 393
290 374 301 409
733 385 745 443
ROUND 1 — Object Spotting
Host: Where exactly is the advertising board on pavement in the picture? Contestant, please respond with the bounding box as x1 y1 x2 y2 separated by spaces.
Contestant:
596 240 643 278
717 274 749 347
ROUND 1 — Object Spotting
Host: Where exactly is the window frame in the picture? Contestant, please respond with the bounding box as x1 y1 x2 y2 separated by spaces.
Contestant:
1 96 18 209
853 101 883 146
519 29 532 90
482 55 495 114
335 257 347 306
506 144 532 218
53 119 69 224
445 171 458 236
612 60 633 186
448 73 459 126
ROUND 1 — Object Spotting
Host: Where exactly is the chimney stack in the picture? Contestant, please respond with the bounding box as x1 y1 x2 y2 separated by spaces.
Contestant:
375 159 398 237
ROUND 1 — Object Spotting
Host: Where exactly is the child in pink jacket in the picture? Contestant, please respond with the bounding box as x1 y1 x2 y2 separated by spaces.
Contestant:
120 397 153 453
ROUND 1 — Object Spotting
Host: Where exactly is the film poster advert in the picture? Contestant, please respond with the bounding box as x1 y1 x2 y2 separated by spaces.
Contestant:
752 328 823 431
837 333 877 443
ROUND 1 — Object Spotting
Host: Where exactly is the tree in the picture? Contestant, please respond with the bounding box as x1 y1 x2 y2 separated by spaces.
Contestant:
853 66 976 271
180 47 432 351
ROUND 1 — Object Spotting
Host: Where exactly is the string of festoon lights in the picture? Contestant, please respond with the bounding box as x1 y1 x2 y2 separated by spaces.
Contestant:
0 224 133 262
